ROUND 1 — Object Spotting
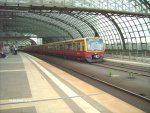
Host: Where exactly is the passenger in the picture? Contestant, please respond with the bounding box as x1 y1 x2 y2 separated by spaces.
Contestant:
12 45 18 55
14 47 18 55
0 47 6 58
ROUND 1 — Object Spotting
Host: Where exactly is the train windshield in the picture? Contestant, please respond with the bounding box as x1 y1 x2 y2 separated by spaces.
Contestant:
86 38 104 51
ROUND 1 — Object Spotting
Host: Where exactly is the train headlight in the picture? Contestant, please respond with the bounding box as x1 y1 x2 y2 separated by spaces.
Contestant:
92 54 100 59
95 54 100 58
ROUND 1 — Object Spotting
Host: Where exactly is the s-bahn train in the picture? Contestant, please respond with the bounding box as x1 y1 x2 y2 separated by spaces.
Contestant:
24 37 105 62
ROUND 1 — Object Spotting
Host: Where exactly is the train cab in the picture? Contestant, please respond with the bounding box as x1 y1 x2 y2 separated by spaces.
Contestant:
84 37 105 62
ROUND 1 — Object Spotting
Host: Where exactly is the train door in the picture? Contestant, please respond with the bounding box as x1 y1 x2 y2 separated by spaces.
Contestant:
73 42 80 57
80 41 85 51
73 43 76 56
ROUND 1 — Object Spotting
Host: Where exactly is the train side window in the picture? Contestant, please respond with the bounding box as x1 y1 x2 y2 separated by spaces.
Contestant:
60 44 63 50
81 42 85 51
51 45 53 50
48 45 50 50
73 43 77 51
66 43 72 50
56 44 59 50
77 43 80 51
51 45 54 50
55 45 57 50
65 44 68 50
64 44 67 50
50 46 52 50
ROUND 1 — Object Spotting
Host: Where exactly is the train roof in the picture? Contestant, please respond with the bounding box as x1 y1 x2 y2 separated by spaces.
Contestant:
28 37 102 47
46 37 102 44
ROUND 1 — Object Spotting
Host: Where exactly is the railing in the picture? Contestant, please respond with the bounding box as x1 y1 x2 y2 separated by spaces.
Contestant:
105 50 150 63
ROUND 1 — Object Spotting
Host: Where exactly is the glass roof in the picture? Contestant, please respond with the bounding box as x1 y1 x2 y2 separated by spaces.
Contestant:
0 0 150 52
0 0 150 13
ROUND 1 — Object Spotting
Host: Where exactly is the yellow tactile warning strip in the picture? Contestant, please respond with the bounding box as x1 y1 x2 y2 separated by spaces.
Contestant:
27 53 145 113
0 53 145 113
91 94 144 113
29 55 102 113
39 59 104 95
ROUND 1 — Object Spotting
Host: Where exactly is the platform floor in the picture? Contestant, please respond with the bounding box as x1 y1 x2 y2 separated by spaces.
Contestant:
0 52 146 113
104 56 150 67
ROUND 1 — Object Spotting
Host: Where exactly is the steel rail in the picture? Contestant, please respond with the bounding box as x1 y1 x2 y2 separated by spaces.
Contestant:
31 53 150 102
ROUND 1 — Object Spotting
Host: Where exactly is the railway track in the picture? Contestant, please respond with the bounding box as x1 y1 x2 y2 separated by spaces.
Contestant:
30 54 150 112
33 55 150 102
103 61 150 72
92 61 150 77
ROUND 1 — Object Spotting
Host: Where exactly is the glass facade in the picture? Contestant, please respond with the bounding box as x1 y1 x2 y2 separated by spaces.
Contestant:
0 0 150 56
0 0 150 13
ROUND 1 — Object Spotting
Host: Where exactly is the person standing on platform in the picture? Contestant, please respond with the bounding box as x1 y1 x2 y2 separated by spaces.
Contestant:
13 45 18 55
0 47 6 58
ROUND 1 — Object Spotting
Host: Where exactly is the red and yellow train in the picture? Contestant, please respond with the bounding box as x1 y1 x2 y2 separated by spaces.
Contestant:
24 37 105 62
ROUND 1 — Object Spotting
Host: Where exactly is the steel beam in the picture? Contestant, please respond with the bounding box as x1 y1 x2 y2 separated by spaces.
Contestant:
105 15 126 50
0 6 149 17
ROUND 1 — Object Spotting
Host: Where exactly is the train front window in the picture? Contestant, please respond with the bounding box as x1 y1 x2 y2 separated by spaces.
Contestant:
86 38 104 51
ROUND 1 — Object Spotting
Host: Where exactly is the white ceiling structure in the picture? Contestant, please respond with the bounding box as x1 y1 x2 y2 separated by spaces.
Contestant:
0 0 150 52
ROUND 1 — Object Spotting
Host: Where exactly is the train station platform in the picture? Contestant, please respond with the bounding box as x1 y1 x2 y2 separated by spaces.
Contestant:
104 55 150 68
0 52 146 113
